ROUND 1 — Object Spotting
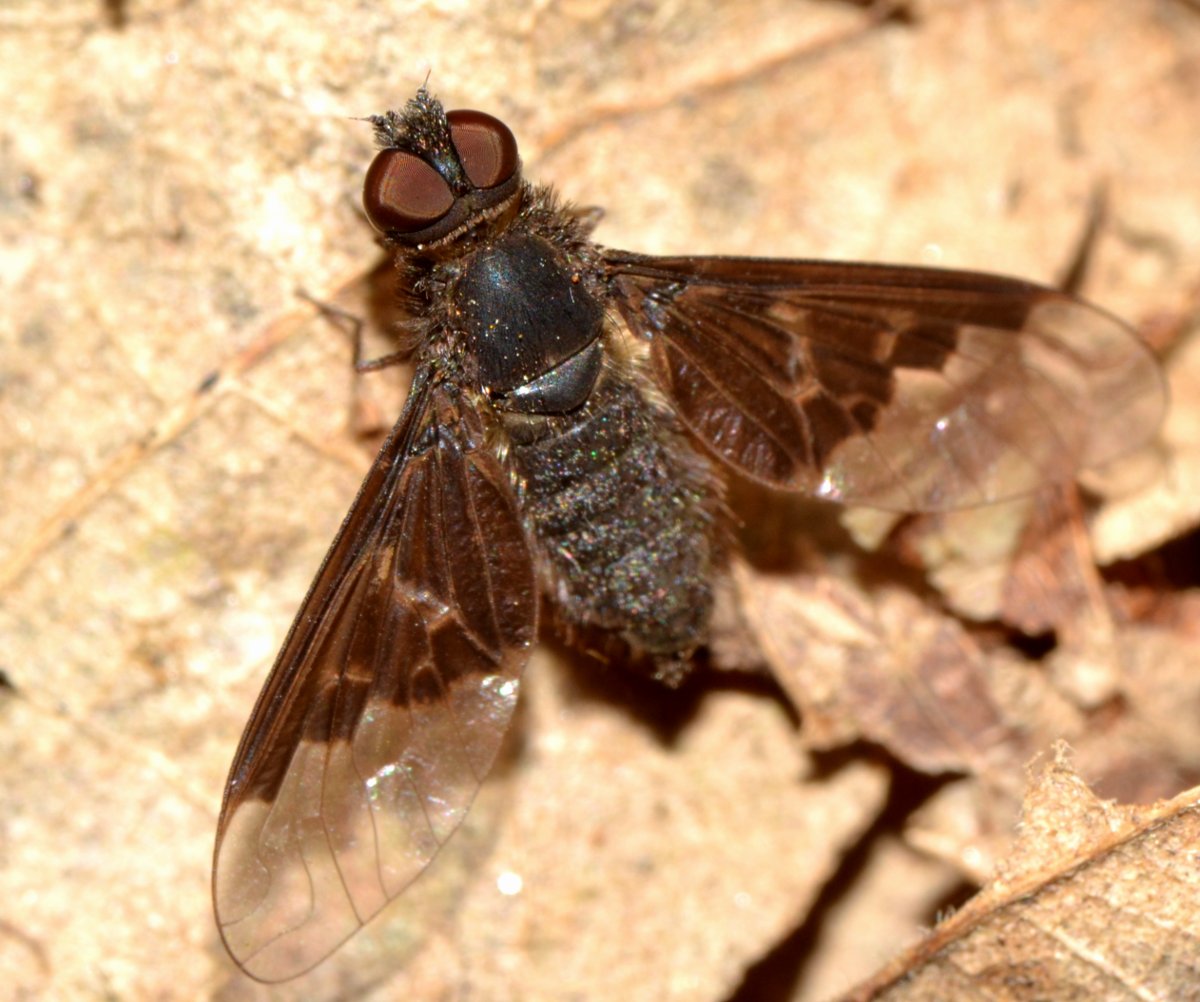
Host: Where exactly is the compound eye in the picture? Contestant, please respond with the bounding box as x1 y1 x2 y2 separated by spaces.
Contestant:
446 109 519 189
362 149 455 233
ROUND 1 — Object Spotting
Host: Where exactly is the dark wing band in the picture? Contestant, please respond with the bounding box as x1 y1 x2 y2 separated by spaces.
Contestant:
213 373 536 982
606 253 1164 511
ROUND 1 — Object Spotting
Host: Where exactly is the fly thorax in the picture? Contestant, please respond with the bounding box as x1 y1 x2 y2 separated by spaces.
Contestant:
454 232 605 416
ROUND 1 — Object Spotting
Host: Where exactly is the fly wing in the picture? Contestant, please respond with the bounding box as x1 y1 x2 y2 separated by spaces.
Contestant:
606 253 1164 511
213 374 536 982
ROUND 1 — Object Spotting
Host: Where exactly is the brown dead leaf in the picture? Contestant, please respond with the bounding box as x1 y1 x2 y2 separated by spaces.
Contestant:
735 564 1054 782
892 622 1200 897
838 747 1200 1002
1001 487 1102 638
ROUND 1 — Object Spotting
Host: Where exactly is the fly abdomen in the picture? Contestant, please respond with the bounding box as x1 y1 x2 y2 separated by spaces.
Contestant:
505 369 715 664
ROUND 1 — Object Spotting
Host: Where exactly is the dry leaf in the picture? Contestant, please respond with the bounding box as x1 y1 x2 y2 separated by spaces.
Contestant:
735 565 1050 780
837 748 1200 1002
1001 487 1101 638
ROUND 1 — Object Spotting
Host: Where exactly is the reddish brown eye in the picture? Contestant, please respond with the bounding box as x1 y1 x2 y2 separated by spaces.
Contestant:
362 149 455 233
447 109 519 189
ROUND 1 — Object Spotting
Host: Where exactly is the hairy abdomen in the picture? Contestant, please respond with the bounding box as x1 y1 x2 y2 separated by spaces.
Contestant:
505 368 715 664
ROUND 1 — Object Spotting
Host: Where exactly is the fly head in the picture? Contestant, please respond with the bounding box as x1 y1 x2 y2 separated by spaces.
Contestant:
363 87 523 257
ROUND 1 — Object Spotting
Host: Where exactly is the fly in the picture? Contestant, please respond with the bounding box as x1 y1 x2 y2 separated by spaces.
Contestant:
213 87 1164 981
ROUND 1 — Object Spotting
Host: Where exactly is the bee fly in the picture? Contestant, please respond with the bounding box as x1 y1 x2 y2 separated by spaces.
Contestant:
213 87 1164 980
